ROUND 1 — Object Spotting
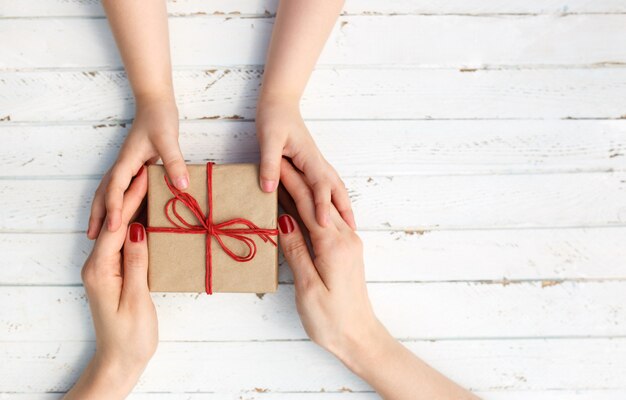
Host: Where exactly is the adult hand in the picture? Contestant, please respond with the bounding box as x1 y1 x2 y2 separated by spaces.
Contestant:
256 98 356 230
276 158 377 356
66 166 157 399
88 98 188 239
277 159 477 400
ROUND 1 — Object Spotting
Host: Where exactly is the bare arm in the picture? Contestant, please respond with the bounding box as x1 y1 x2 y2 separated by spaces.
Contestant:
256 0 356 230
102 0 174 104
89 0 188 239
260 0 344 102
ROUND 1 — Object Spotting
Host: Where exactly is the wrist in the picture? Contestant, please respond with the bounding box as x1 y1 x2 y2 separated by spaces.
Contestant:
91 354 145 396
134 87 176 109
65 355 145 400
257 90 300 110
331 318 395 376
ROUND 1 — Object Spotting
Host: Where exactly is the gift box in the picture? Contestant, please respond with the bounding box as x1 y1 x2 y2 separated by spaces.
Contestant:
147 163 278 294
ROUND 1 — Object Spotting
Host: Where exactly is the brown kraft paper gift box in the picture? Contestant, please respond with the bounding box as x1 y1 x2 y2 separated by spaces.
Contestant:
147 163 278 293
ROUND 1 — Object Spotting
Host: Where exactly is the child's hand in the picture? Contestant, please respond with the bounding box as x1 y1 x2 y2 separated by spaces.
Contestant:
256 98 356 230
277 158 377 356
66 168 157 399
88 98 188 239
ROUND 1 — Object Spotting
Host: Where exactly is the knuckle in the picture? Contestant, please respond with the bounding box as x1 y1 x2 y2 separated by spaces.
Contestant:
162 158 184 171
283 239 309 259
297 276 317 296
350 233 363 250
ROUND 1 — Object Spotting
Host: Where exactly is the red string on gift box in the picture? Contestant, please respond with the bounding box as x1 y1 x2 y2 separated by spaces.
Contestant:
146 162 278 294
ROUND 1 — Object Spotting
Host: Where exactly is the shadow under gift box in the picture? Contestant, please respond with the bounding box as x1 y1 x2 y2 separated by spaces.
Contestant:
147 164 278 293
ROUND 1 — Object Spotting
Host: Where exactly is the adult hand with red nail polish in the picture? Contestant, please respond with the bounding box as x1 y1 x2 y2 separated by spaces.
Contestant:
87 97 188 240
278 159 477 400
256 98 355 230
66 168 157 400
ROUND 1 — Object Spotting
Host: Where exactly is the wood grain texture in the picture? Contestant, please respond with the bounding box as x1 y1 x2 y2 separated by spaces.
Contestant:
3 228 626 285
3 15 626 68
2 281 626 341
2 0 625 17
5 391 626 400
2 339 626 392
2 120 626 177
2 173 626 231
2 0 625 396
2 69 626 122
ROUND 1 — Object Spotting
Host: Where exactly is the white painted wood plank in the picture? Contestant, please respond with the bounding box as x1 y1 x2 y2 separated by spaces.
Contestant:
2 339 625 392
2 0 625 17
2 173 625 231
2 69 626 122
2 120 626 177
6 391 626 400
2 282 625 341
3 228 626 285
2 16 626 68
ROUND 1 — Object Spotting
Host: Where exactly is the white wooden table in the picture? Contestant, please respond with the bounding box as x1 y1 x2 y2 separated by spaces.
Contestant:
2 1 626 398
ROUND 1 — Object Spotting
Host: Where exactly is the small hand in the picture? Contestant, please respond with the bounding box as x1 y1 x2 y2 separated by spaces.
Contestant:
256 98 356 230
88 97 188 239
276 158 378 357
66 167 157 399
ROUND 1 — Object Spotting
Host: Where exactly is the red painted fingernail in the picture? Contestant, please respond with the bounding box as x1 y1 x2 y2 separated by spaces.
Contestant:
129 223 145 242
278 215 295 234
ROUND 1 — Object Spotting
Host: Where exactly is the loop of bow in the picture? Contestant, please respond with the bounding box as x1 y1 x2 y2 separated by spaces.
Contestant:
146 162 278 294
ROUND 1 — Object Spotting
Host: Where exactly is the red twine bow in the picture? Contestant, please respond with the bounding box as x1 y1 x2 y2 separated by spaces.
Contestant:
146 162 278 294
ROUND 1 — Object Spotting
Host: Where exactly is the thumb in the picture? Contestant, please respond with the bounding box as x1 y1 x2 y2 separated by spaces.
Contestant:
278 214 322 291
259 135 284 193
120 222 150 306
154 134 189 190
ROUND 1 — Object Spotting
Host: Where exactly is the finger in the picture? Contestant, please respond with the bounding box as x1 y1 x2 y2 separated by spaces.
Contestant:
120 222 150 307
120 165 149 225
154 134 189 191
88 171 110 239
258 134 284 192
289 151 335 229
278 184 312 248
331 180 357 230
104 157 136 232
280 158 335 235
93 165 148 256
312 181 331 227
278 214 323 291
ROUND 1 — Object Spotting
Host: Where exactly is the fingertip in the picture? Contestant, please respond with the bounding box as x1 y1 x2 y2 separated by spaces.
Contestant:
278 214 296 234
261 179 278 193
174 176 189 190
129 222 145 243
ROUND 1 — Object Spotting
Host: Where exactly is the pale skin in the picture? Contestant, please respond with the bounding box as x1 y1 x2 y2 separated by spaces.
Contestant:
65 161 477 399
88 0 354 240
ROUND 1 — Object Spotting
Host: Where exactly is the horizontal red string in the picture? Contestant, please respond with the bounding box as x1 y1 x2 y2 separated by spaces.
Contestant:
146 162 278 294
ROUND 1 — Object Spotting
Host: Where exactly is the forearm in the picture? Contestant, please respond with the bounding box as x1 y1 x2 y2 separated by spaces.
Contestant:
102 0 175 104
64 356 141 400
259 0 344 103
337 322 478 400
